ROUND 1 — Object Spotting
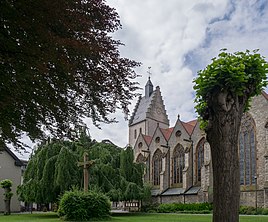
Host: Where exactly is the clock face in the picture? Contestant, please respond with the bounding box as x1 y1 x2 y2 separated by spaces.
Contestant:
156 107 162 114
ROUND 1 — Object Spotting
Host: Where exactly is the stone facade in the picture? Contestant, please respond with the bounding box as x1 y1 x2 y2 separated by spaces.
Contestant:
130 80 268 207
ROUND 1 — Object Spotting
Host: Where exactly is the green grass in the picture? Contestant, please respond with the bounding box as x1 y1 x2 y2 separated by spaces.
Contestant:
0 212 268 222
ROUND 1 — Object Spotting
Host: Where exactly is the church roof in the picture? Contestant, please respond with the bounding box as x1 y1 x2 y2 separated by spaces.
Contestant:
142 134 152 146
129 91 155 126
160 127 174 141
161 188 185 196
181 120 197 135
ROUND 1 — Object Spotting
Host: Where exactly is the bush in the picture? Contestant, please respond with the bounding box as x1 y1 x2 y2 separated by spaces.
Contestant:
239 206 268 215
142 203 212 213
0 179 12 189
151 202 212 213
58 190 111 221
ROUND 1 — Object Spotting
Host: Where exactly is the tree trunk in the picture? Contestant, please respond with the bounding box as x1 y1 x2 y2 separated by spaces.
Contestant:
4 199 11 215
206 90 245 222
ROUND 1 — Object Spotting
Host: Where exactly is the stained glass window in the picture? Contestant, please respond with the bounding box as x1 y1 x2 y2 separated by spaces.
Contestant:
239 113 256 186
196 138 205 183
153 149 162 186
173 144 185 184
136 153 144 163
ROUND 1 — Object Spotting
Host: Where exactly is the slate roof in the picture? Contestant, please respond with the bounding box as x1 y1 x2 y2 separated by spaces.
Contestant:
184 186 201 195
161 188 185 196
129 91 155 126
151 189 161 196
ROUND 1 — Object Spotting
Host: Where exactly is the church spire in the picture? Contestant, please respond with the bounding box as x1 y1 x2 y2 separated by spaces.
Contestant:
145 67 153 98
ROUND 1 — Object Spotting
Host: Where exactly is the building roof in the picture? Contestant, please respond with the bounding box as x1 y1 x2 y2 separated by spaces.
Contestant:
161 188 185 196
151 189 161 196
184 186 201 195
129 92 155 125
181 120 197 135
160 127 174 141
142 135 152 146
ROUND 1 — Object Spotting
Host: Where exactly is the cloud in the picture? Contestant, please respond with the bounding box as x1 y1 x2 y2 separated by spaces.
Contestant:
18 0 268 150
90 0 267 148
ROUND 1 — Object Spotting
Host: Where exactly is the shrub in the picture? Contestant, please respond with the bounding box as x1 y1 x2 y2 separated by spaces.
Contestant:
0 179 12 189
238 206 268 215
155 202 212 213
58 190 111 221
262 208 268 215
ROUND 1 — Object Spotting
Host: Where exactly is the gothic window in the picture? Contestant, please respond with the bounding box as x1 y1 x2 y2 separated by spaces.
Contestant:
134 129 137 139
239 113 256 186
153 149 162 186
173 144 185 184
196 138 205 184
136 153 144 163
155 137 160 143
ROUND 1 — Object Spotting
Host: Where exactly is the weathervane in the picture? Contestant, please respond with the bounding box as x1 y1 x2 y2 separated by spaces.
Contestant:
147 66 152 79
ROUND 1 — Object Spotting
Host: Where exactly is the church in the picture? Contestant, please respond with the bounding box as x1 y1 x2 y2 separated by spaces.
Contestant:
129 78 268 207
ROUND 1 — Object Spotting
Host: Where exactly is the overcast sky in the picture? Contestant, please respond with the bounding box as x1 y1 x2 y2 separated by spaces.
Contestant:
15 0 268 158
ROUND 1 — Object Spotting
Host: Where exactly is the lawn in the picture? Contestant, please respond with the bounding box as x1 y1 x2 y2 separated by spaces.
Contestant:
0 212 268 222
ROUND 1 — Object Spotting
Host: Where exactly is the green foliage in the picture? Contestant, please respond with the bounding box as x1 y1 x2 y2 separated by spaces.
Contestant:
156 202 213 213
124 182 141 201
58 190 111 221
18 140 82 204
239 206 268 215
88 144 146 202
194 49 268 128
142 202 212 213
0 179 12 189
0 0 140 149
3 192 13 200
19 135 146 205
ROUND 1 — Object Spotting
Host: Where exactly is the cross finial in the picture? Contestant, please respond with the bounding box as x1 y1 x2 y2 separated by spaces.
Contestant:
147 67 152 79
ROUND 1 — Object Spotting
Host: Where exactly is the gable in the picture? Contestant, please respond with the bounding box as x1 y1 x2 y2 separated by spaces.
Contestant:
129 86 169 126
129 93 155 125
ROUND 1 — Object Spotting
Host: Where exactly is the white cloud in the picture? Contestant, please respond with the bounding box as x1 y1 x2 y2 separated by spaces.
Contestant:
89 0 268 147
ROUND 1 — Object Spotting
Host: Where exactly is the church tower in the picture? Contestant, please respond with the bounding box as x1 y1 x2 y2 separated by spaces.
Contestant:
128 78 169 148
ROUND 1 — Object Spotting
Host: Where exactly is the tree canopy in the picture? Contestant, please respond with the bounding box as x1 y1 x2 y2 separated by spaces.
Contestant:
194 49 268 129
193 49 268 222
18 136 148 205
0 0 140 148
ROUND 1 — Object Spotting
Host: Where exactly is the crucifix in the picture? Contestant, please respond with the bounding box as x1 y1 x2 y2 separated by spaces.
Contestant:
78 152 94 192
147 66 152 79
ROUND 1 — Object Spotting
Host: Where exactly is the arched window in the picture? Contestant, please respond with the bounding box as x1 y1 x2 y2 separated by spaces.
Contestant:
152 149 162 186
173 144 185 185
196 138 205 184
239 113 256 186
136 153 144 163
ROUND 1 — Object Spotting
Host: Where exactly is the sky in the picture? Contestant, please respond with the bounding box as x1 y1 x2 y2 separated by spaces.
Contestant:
15 0 268 158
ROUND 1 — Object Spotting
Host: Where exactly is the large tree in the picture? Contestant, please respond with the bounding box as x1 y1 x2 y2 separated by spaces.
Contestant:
194 49 268 222
0 0 140 148
18 137 147 205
